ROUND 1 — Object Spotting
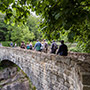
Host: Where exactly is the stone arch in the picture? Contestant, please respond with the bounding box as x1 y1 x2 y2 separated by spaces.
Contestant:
0 60 36 90
0 60 19 79
0 60 16 67
0 47 39 89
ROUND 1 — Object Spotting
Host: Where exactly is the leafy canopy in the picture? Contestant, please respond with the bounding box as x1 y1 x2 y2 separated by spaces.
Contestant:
0 0 90 35
0 13 42 45
10 25 35 44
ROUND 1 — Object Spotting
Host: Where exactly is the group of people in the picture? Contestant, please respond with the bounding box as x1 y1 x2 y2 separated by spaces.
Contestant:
34 39 48 53
20 39 68 56
21 41 33 50
9 39 68 56
51 40 68 56
20 39 48 53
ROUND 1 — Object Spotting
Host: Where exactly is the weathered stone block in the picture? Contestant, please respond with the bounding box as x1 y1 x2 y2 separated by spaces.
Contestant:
83 85 90 90
82 74 90 85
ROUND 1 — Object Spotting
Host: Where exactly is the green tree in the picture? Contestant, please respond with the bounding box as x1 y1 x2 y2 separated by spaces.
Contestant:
0 14 10 41
0 12 42 44
26 15 42 40
8 25 35 45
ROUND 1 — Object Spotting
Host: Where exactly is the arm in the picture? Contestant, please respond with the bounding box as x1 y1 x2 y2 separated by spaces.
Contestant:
57 46 61 54
51 43 54 49
34 42 38 49
34 43 37 49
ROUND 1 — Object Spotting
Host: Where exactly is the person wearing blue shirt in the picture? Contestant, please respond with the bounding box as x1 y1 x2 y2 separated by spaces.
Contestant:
34 39 42 51
10 41 13 47
26 42 30 49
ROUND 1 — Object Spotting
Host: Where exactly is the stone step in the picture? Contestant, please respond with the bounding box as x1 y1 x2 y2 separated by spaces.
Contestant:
82 73 90 85
83 85 90 90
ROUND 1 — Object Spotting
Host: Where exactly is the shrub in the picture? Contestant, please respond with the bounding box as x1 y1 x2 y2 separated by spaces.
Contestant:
0 41 11 47
69 47 81 52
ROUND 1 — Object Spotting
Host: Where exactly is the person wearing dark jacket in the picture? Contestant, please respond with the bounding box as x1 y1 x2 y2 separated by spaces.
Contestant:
51 40 58 54
57 40 68 56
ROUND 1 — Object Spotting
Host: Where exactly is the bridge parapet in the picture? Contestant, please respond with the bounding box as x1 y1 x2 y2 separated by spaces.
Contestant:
0 47 90 90
68 52 90 64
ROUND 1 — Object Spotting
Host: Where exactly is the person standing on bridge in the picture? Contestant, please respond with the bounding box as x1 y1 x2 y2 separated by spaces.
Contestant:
43 39 48 53
21 41 26 49
34 39 42 52
29 40 33 50
0 43 2 47
51 40 58 54
10 41 13 47
57 40 68 56
26 42 30 49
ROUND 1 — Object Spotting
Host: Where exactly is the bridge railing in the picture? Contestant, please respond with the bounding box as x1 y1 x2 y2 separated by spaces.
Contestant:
68 51 90 64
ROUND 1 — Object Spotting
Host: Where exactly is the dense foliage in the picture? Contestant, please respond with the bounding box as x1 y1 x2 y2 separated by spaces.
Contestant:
0 14 9 41
0 0 90 52
0 14 42 45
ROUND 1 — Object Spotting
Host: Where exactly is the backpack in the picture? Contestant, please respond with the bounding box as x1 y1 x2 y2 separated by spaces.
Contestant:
30 44 32 49
45 43 48 49
53 43 58 50
21 43 25 49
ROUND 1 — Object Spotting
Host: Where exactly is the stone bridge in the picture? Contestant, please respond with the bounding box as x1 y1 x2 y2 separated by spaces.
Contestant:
0 47 90 90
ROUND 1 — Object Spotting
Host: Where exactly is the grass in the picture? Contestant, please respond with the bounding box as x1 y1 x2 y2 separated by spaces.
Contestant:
69 47 80 52
0 41 11 47
0 41 37 47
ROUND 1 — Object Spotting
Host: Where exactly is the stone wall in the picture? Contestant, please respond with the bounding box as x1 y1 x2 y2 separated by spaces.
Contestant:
0 47 90 90
68 52 90 64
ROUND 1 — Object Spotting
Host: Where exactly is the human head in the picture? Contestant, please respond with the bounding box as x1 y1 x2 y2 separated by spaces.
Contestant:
60 40 64 44
22 41 24 43
37 39 39 42
27 42 29 44
53 40 55 42
44 39 46 42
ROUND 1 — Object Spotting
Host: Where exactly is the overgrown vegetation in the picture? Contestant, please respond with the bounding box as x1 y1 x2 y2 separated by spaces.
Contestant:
22 71 36 90
0 41 11 47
